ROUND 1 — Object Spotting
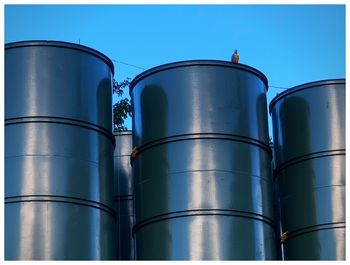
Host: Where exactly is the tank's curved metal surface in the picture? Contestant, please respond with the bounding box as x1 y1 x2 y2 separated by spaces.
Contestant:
130 60 277 260
269 79 345 260
270 144 283 260
5 41 116 260
113 131 134 260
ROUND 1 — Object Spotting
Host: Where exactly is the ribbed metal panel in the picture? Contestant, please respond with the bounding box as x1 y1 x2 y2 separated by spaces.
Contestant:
113 131 134 260
269 79 345 260
130 60 277 260
5 40 116 260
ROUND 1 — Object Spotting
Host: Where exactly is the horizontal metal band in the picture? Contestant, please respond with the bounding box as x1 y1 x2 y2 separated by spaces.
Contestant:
5 116 115 147
132 208 275 235
113 131 132 136
281 222 345 243
132 133 272 163
5 195 116 220
114 154 131 158
273 149 345 180
114 195 134 202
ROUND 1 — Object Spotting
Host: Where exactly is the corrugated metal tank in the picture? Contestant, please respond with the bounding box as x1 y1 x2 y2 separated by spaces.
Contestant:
269 79 345 260
130 60 277 260
5 40 116 260
113 131 135 260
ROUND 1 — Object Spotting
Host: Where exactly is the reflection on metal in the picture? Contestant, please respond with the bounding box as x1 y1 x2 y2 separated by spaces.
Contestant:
114 131 134 260
270 144 283 260
269 79 346 260
5 41 116 260
130 60 277 260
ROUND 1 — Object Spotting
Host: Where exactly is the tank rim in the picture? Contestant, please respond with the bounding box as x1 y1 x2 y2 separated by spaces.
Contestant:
269 78 345 114
5 40 115 75
129 60 268 93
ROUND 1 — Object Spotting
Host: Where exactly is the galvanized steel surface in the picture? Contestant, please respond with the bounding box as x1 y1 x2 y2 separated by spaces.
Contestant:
5 41 116 260
270 144 283 260
114 131 134 260
269 79 345 260
130 60 269 147
130 60 277 260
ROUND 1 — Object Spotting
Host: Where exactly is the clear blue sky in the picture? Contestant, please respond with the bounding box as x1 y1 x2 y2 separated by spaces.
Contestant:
4 4 346 134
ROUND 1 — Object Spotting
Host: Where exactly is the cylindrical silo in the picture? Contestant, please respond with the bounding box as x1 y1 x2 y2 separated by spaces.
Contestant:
113 131 135 260
5 40 116 260
270 143 283 260
269 79 345 260
130 60 277 260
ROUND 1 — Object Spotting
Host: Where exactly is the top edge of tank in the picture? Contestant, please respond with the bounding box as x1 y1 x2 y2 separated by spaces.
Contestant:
269 78 345 113
129 60 268 92
113 130 132 136
5 40 115 75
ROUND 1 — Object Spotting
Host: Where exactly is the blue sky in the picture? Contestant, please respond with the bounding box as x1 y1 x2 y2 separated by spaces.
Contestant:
4 4 346 134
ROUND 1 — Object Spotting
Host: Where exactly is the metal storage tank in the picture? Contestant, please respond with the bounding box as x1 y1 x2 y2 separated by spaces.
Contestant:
270 143 283 260
130 60 277 260
113 131 135 260
269 79 345 260
5 40 116 260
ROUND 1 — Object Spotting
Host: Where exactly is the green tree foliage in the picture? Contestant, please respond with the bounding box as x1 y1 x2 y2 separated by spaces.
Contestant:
113 78 132 132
